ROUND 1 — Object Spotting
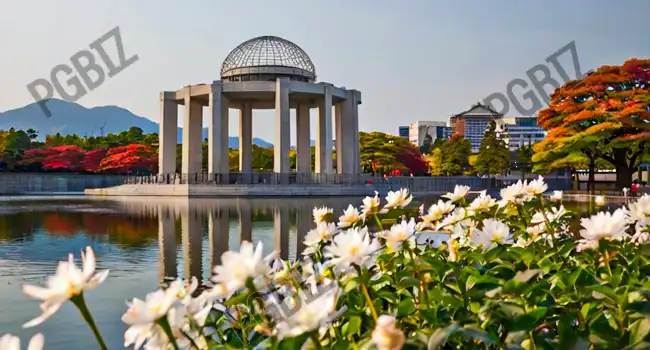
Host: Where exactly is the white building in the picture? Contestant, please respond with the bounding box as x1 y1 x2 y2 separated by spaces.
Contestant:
496 117 547 150
408 121 448 148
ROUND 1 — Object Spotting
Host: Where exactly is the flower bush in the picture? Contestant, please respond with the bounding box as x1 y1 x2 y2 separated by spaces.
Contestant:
7 176 650 349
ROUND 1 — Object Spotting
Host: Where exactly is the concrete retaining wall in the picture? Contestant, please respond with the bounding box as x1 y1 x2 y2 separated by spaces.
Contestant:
0 173 127 195
85 184 378 197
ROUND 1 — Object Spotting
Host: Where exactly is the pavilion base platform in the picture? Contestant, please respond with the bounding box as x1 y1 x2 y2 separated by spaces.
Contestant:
84 184 378 197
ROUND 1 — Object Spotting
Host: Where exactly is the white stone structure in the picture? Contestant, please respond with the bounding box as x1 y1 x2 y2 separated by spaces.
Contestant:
158 36 362 182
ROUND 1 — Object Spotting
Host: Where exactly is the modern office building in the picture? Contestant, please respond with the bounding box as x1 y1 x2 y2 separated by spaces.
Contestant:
408 121 448 152
398 126 409 138
449 102 504 152
496 116 547 150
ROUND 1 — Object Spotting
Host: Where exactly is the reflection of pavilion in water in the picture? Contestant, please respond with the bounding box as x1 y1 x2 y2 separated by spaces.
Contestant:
112 197 354 284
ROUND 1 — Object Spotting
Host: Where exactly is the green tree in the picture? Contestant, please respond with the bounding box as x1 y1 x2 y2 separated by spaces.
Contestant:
426 148 444 176
440 134 471 176
475 121 510 176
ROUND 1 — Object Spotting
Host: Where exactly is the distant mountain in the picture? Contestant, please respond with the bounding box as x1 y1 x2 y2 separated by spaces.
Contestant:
0 99 273 148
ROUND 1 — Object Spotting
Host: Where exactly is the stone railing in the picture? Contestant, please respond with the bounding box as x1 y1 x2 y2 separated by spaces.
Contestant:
126 172 381 186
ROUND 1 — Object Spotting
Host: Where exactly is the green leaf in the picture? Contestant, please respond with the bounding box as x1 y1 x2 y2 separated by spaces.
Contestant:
588 285 621 304
630 318 650 345
458 326 497 343
628 301 650 316
514 269 542 283
277 333 310 350
399 277 421 289
558 315 579 349
343 316 362 337
223 290 250 307
509 307 548 332
397 298 416 317
427 324 460 349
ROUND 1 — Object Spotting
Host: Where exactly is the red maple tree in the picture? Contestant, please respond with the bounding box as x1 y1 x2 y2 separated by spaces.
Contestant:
21 146 86 172
83 148 108 173
98 144 158 174
396 146 428 176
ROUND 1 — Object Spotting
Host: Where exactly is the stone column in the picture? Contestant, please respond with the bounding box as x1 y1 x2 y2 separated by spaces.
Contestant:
208 207 229 269
208 81 230 182
158 93 177 175
296 104 311 177
351 90 361 175
336 90 360 177
182 90 203 175
158 207 177 282
315 85 333 175
273 203 290 260
335 102 345 175
181 209 203 281
239 102 253 180
274 78 291 180
237 199 252 242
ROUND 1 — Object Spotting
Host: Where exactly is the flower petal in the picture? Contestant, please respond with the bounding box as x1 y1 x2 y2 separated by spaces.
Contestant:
23 285 55 301
27 333 44 350
23 302 63 328
81 246 96 281
86 270 110 289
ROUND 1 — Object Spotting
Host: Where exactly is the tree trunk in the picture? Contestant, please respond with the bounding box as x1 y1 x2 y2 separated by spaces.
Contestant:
588 160 596 194
612 148 634 190
615 164 633 190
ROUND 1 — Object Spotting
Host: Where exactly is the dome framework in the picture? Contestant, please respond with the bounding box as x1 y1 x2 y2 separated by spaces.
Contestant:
220 36 317 83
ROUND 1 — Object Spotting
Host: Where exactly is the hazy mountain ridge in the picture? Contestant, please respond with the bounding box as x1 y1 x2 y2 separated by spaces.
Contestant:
0 99 274 148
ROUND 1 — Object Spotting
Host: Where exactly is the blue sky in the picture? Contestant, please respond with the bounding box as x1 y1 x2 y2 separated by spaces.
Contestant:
1 0 648 143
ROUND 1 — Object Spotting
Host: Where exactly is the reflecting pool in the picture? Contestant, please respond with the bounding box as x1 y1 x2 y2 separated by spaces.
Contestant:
0 196 358 349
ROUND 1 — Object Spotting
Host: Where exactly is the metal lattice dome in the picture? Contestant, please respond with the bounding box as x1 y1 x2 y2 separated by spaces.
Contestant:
220 36 317 82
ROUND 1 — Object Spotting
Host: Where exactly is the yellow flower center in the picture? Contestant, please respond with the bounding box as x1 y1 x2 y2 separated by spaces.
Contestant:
349 246 360 256
396 232 409 241
320 232 329 240
491 232 501 242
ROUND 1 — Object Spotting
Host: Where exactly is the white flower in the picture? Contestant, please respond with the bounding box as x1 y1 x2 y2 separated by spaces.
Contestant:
470 219 512 251
421 200 455 226
273 284 341 339
436 208 473 231
361 191 381 216
526 176 548 196
550 190 563 202
384 188 413 210
500 180 532 205
121 281 188 349
371 315 405 350
377 218 417 250
211 241 275 298
469 191 496 212
443 185 471 203
0 334 44 350
303 222 338 247
22 246 109 328
324 227 381 269
122 282 183 326
627 194 650 223
579 209 629 242
338 204 363 228
313 206 333 224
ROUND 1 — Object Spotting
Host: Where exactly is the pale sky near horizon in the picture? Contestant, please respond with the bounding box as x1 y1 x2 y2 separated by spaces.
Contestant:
1 0 649 143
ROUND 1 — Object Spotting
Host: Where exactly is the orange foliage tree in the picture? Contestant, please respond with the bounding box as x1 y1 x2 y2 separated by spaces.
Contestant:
98 144 158 174
534 58 650 189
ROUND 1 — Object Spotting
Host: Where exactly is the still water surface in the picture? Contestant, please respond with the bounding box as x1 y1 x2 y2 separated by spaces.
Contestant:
0 195 616 349
0 196 363 349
